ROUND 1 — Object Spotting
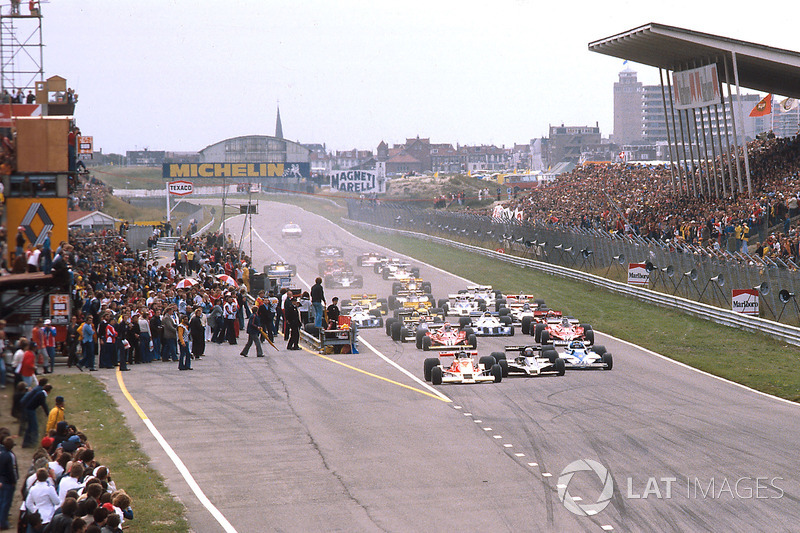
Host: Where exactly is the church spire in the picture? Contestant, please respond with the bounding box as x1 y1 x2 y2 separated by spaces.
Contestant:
275 105 283 139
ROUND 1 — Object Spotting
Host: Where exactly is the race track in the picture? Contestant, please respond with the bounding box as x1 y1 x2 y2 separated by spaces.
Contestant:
101 201 800 532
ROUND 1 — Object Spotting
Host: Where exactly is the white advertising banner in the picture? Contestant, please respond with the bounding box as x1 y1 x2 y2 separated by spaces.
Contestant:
329 170 386 193
672 64 721 110
628 263 649 286
731 289 759 316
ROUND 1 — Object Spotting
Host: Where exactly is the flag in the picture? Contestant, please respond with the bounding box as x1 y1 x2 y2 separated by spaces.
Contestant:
780 97 798 112
749 94 772 117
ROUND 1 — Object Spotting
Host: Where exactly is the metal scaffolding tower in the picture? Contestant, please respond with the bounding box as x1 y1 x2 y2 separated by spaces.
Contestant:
0 2 43 94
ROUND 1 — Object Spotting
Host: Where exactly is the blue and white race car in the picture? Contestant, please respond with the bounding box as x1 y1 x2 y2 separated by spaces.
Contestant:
560 341 613 370
471 312 514 336
347 305 383 329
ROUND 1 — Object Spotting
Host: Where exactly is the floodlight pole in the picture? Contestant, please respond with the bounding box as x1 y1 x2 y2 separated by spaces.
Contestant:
731 51 753 196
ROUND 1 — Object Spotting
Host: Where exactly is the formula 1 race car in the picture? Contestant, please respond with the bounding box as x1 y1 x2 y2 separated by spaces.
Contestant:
315 246 344 258
324 270 364 289
386 308 446 346
346 305 383 329
318 259 351 276
491 345 566 377
560 341 613 370
421 322 477 351
391 278 432 296
374 259 419 280
388 292 435 312
356 252 388 267
281 223 302 238
533 316 594 346
441 294 486 317
470 312 514 336
341 294 388 316
423 350 503 385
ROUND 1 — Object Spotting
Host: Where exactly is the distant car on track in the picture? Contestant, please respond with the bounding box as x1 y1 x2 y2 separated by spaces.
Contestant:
316 246 344 257
281 223 302 238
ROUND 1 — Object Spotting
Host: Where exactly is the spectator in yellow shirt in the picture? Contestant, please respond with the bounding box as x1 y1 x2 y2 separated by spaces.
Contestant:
46 395 65 434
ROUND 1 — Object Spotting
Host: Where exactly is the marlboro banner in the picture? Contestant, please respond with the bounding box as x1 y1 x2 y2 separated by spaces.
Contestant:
628 263 649 286
732 289 759 316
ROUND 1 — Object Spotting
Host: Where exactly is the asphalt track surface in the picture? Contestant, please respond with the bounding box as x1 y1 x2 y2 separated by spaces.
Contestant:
99 202 800 533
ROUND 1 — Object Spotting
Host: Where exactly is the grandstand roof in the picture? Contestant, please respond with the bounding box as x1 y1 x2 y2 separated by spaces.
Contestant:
589 23 800 98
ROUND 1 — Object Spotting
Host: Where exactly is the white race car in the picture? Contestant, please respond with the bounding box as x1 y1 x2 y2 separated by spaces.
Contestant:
356 252 388 267
423 350 503 385
347 305 383 329
471 312 514 336
281 223 302 238
560 341 613 370
316 246 343 257
443 294 485 317
492 345 565 377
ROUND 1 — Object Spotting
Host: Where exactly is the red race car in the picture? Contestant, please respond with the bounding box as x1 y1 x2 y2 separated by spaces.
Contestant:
533 316 594 346
421 322 477 351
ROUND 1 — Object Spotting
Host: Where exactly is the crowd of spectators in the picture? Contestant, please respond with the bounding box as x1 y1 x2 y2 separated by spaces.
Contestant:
68 169 109 212
484 135 800 263
0 371 134 532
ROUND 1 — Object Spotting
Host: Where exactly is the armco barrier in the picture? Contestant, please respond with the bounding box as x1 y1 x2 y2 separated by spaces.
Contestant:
342 218 800 347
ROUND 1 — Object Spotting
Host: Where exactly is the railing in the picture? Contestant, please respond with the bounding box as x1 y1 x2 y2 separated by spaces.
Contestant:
342 218 800 347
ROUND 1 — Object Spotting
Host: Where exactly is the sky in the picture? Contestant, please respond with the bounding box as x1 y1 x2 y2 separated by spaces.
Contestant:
28 0 800 155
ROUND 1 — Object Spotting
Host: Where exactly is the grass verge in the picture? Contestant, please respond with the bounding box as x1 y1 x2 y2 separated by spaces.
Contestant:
44 374 189 532
280 196 800 402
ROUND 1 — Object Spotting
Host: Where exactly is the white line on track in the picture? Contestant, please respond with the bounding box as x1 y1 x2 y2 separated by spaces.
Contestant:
358 337 451 402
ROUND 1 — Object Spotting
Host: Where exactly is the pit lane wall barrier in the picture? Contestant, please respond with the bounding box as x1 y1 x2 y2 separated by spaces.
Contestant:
346 201 800 330
341 218 800 348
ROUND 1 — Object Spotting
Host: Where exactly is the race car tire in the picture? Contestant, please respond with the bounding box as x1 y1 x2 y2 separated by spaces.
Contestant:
495 298 507 312
411 267 420 277
382 269 391 280
494 290 504 299
555 358 566 376
540 330 550 344
592 345 606 355
521 316 532 335
539 307 550 312
534 324 544 342
491 364 503 383
423 294 434 305
391 321 402 342
490 351 506 362
430 308 444 317
304 323 320 337
373 264 381 274
437 299 449 309
388 295 398 310
476 298 486 312
498 307 510 317
458 317 471 329
289 264 297 276
424 358 440 381
422 336 432 351
543 348 558 363
400 327 410 343
378 317 383 327
584 328 595 345
369 309 382 318
443 303 450 315
500 316 512 325
385 318 396 336
509 326 514 336
468 333 478 348
479 356 496 369
341 299 351 308
431 365 443 385
458 289 467 294
535 299 545 306
422 282 432 294
498 359 509 378
393 309 403 319
392 282 402 295
603 353 613 370
416 330 426 349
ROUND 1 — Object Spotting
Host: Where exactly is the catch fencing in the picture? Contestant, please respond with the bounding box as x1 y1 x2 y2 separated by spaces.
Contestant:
346 201 800 329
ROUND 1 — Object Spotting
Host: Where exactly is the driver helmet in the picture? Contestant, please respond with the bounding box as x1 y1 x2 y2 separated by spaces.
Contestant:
522 303 530 310
523 346 535 357
484 311 492 317
569 340 584 350
561 318 570 326
443 323 452 331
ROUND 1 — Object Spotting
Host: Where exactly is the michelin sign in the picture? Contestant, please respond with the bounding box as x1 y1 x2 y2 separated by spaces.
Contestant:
329 170 386 193
163 162 310 179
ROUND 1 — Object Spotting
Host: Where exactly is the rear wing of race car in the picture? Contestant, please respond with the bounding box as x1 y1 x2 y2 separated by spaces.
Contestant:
533 310 561 317
438 349 479 358
351 293 378 300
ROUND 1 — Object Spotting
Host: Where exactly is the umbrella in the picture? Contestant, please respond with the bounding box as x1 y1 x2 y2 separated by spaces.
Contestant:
175 278 199 289
216 274 239 287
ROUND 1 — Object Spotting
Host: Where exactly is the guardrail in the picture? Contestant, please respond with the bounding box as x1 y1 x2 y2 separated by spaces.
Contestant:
342 218 800 347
